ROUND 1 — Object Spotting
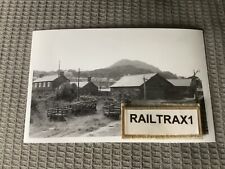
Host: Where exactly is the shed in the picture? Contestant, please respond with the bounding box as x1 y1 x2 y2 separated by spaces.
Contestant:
166 78 194 99
110 73 173 100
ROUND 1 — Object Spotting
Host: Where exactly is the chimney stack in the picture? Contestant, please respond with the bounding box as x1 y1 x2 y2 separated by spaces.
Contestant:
88 76 91 82
59 71 64 77
39 74 44 78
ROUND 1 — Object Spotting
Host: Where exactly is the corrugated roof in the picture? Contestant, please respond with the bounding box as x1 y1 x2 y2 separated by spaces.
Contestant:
70 81 88 88
167 79 192 86
33 74 59 83
110 73 157 87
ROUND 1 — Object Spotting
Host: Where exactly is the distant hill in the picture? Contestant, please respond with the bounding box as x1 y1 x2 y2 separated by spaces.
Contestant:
85 65 154 80
110 59 161 73
34 59 178 80
82 59 178 80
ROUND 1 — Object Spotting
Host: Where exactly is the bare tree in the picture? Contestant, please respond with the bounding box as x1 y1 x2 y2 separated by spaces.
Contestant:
193 69 200 77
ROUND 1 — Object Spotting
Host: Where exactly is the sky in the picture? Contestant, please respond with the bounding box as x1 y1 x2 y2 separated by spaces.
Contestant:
31 28 207 78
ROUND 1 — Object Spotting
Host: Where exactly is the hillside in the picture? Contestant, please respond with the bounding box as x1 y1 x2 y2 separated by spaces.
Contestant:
34 59 178 80
83 65 154 80
83 59 177 79
110 59 161 73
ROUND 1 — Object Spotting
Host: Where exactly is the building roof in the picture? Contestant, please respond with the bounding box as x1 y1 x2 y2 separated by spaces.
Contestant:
110 73 157 88
70 81 89 88
167 79 192 86
33 74 59 83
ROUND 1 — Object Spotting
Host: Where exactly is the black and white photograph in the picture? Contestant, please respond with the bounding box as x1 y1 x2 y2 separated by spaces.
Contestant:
24 29 215 143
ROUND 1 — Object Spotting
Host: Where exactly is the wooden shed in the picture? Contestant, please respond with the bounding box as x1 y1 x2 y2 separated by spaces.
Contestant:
110 73 200 100
110 73 173 100
166 79 194 99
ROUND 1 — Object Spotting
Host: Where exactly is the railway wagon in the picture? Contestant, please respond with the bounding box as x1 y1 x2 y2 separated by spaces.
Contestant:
47 106 72 121
103 99 120 120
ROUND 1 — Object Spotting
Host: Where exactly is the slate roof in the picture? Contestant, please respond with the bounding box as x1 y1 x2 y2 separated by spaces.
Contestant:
70 81 89 88
33 74 59 83
167 79 192 86
110 73 157 87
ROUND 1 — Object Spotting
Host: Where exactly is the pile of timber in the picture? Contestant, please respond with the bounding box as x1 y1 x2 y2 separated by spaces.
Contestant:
68 99 97 115
47 99 97 121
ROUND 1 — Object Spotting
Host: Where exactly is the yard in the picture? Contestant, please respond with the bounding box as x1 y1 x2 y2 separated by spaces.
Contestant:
29 98 120 138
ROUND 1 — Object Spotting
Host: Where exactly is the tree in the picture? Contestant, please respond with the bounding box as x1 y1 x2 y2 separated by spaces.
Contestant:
56 83 77 101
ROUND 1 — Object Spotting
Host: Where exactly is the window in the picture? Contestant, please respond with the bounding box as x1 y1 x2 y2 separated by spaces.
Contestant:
34 83 38 88
47 82 51 87
43 82 46 87
38 83 42 87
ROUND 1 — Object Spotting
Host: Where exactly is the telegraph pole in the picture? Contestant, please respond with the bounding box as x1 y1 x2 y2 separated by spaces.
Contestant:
143 76 146 100
58 60 61 77
77 68 80 101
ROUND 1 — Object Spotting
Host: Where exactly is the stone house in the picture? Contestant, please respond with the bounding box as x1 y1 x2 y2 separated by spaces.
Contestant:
70 77 98 96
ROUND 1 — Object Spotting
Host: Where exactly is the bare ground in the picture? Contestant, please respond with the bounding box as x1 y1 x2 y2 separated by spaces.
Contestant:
29 99 120 138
